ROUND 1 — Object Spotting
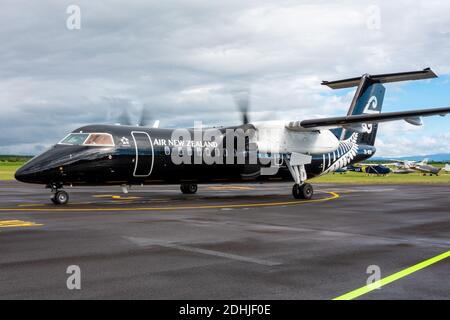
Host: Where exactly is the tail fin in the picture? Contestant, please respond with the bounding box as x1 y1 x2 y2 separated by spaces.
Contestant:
323 68 437 145
345 79 385 145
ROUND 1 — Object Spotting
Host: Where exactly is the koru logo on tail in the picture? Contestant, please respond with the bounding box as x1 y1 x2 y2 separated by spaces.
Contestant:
363 96 379 114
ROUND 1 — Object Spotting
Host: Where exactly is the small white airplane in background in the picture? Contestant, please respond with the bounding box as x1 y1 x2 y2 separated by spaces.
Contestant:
444 163 450 173
385 158 441 175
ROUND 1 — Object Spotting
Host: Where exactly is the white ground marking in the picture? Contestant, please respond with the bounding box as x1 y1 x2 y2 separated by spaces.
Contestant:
125 237 281 266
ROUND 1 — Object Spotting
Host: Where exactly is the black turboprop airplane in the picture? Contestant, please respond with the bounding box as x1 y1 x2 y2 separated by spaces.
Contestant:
15 68 450 204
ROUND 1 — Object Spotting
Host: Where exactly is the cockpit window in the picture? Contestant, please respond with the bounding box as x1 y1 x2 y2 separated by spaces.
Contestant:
84 133 114 146
60 133 89 145
59 133 115 146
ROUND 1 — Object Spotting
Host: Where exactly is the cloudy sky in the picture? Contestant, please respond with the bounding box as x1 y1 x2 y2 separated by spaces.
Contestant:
1 0 449 156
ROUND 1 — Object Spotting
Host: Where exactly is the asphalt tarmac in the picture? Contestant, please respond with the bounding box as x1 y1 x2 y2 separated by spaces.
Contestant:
0 181 449 300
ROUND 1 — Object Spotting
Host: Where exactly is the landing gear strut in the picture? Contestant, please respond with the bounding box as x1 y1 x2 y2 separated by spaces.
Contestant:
292 183 313 200
286 153 314 200
48 183 69 205
180 183 198 194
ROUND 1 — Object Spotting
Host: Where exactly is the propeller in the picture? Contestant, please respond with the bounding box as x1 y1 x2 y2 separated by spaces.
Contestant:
116 105 155 127
138 106 153 127
117 109 132 126
233 89 251 125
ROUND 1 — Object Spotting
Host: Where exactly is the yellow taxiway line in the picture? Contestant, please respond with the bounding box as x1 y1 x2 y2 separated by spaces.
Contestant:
0 220 43 228
0 192 339 212
333 250 450 300
92 195 142 199
206 186 256 190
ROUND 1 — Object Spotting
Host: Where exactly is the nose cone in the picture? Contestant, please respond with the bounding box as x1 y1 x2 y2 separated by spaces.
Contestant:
15 158 45 183
14 147 66 184
14 164 31 183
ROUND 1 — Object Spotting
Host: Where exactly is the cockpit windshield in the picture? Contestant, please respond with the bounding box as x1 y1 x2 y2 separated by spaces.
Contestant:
84 134 114 146
59 133 115 146
60 133 89 145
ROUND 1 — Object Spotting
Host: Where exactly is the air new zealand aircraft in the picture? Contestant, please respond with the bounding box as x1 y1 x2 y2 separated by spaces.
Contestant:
15 68 450 204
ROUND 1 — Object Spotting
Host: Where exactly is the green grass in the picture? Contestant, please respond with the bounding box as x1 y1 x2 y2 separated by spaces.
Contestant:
313 171 450 184
1 161 449 184
0 162 25 180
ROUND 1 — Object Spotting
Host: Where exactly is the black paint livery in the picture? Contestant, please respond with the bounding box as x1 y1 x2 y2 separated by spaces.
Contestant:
14 124 374 186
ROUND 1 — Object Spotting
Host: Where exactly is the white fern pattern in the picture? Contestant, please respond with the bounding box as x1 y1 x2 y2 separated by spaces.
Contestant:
321 133 359 175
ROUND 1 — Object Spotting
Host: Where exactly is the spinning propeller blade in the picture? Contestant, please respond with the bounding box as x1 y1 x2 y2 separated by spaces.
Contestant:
117 109 132 126
138 106 153 127
233 89 251 125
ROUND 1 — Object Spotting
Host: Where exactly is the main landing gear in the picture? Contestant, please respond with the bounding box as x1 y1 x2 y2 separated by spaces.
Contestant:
286 153 314 200
180 183 198 194
292 183 313 200
48 183 69 205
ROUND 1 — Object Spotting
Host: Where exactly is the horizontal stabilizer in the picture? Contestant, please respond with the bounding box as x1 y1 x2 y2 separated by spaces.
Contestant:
287 106 450 131
322 68 437 89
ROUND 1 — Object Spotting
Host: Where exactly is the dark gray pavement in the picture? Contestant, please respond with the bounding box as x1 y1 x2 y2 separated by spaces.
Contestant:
0 181 449 299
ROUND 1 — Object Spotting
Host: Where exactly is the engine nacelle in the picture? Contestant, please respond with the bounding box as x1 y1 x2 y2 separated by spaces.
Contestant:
254 121 339 154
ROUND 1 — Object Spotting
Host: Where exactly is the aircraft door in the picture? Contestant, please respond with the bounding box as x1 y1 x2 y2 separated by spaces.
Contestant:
131 131 154 177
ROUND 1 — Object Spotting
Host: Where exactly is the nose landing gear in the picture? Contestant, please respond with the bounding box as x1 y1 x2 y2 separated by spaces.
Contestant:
48 183 69 205
180 183 198 194
51 190 69 205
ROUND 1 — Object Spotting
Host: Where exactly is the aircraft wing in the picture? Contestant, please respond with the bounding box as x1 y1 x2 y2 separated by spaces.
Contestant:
381 162 402 167
287 106 450 132
388 159 416 165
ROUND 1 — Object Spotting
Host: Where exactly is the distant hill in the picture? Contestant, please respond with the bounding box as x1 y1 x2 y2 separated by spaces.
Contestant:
372 153 450 162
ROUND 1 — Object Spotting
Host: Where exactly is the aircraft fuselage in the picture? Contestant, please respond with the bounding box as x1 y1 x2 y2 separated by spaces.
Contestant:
15 124 375 186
